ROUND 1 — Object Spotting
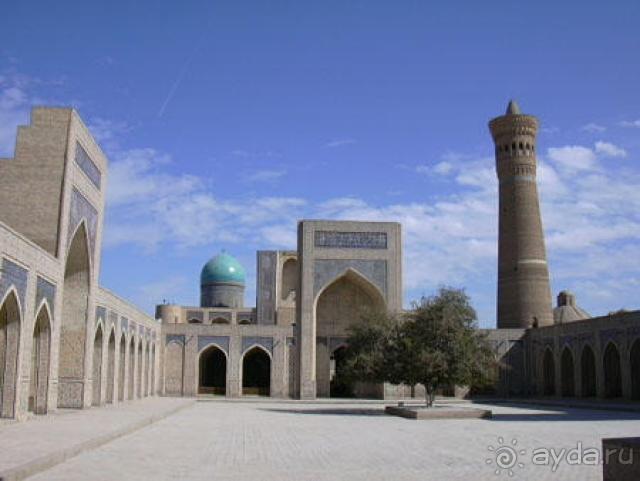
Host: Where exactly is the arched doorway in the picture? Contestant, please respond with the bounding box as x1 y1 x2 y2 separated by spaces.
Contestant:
118 335 126 401
149 344 155 396
242 347 270 396
58 223 90 408
127 337 135 400
631 339 640 400
543 348 555 396
29 304 51 414
134 341 142 399
106 330 115 403
330 346 353 398
137 341 144 397
281 258 298 303
560 347 575 397
581 345 597 397
92 325 103 406
314 269 385 397
198 346 227 395
1 291 21 418
604 342 622 398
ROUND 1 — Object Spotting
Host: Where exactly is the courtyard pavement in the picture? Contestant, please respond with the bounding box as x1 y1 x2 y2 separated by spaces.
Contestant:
16 399 640 481
0 397 193 480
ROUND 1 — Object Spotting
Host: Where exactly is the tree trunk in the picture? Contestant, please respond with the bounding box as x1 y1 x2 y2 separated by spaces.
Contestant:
425 387 435 408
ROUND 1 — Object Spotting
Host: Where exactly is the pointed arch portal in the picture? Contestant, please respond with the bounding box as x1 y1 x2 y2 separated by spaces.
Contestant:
106 330 115 403
198 346 226 395
29 304 51 414
118 334 126 401
603 343 622 398
0 291 21 418
560 347 575 397
92 325 103 406
543 348 555 396
58 223 91 408
581 345 597 397
242 347 270 396
314 269 385 398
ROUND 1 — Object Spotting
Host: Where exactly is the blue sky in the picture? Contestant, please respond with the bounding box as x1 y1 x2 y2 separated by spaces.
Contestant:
1 1 639 327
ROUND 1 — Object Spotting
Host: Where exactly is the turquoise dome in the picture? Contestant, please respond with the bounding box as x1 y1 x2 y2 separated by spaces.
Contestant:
200 253 245 285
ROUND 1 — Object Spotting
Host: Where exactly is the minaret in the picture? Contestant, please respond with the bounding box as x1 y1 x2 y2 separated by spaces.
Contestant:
489 100 553 329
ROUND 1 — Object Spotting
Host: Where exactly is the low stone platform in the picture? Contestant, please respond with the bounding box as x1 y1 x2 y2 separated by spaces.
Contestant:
385 404 492 419
0 397 193 481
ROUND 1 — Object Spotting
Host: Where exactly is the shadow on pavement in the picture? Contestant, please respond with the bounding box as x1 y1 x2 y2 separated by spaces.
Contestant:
259 407 387 417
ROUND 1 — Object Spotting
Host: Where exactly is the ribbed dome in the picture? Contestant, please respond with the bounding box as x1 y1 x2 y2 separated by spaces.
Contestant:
200 253 245 285
553 290 591 324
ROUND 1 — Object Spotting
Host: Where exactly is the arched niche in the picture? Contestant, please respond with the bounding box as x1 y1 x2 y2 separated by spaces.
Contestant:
92 324 103 406
242 346 271 396
58 222 91 408
30 302 51 414
313 270 385 398
581 344 597 397
198 345 227 395
281 258 298 302
106 329 116 403
542 348 555 396
603 342 622 398
1 290 21 418
560 347 575 397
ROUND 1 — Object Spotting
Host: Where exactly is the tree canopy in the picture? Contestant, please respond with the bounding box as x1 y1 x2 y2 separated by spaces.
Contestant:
341 287 496 406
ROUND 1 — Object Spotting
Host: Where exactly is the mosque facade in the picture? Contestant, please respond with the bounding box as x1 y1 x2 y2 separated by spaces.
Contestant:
0 103 639 420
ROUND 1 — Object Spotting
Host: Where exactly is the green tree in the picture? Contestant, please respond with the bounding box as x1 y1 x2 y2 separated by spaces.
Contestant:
342 287 496 407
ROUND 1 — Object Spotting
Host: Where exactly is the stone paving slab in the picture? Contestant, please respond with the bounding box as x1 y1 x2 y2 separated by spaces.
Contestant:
0 397 193 481
25 400 640 481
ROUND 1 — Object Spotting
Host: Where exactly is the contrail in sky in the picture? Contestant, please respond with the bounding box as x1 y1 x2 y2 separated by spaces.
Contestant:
157 31 208 118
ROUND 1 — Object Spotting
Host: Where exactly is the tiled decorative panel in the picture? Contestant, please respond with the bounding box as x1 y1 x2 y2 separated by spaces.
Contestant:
209 311 231 322
0 258 28 315
256 251 277 324
35 276 56 317
68 188 98 259
95 306 107 325
313 259 387 299
186 310 204 323
75 142 102 190
314 231 387 249
242 336 273 355
108 311 118 329
166 334 185 345
197 335 230 354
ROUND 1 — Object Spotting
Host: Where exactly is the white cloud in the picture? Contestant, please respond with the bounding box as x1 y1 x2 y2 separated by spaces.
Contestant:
98 137 640 322
243 169 287 183
416 161 454 176
325 138 356 148
620 120 640 128
594 141 627 158
87 117 132 151
581 123 606 133
0 76 30 157
547 145 599 172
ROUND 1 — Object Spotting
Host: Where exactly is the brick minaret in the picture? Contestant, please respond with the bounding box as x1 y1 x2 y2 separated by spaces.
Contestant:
489 100 553 329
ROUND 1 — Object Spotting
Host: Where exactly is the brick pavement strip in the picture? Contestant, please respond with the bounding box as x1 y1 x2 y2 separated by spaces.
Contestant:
0 398 194 481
